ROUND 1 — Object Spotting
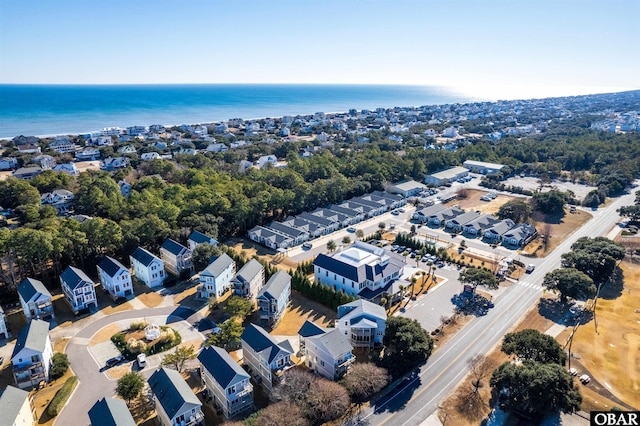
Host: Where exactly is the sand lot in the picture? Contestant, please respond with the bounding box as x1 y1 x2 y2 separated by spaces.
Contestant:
502 176 597 200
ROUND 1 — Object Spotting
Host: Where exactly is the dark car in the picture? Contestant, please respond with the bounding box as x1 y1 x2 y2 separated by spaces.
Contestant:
105 355 125 368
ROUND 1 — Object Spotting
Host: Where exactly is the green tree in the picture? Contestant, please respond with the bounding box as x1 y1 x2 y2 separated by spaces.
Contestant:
490 361 581 420
617 204 640 221
50 353 70 379
501 329 567 365
459 267 499 292
497 199 533 223
379 316 433 378
532 190 566 215
116 372 145 404
327 240 337 252
378 222 386 230
0 177 41 209
205 318 243 350
542 268 596 303
192 243 221 271
355 229 364 239
224 296 254 320
342 236 351 245
161 345 196 373
561 237 625 283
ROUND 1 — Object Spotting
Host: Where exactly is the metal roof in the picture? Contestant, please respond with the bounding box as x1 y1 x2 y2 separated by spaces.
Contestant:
148 368 201 420
18 277 52 303
258 271 291 301
236 259 263 284
60 266 93 290
298 320 326 338
130 247 161 267
188 231 218 245
241 323 292 363
198 346 249 389
12 319 50 359
97 256 127 278
0 386 31 426
161 238 189 256
306 328 353 359
337 299 386 322
201 253 234 277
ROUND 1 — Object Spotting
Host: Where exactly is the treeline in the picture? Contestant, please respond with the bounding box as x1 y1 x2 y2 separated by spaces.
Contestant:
291 263 355 311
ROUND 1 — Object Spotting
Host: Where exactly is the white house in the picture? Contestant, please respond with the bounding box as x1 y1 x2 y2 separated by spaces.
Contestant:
75 147 101 161
88 397 136 426
206 143 228 153
483 219 516 242
0 305 8 339
118 145 137 155
302 327 354 381
17 144 41 154
0 385 37 426
387 180 427 198
187 230 218 251
18 278 55 322
148 368 204 426
130 247 165 288
241 323 294 391
101 157 130 171
502 223 537 247
49 137 77 153
32 154 56 170
314 241 405 300
247 226 294 250
141 152 161 161
256 155 277 169
97 256 133 300
198 253 235 300
11 319 53 389
60 266 97 314
234 259 264 302
198 346 253 419
160 238 193 277
0 157 18 171
40 189 74 215
337 299 387 348
462 160 505 175
257 271 291 327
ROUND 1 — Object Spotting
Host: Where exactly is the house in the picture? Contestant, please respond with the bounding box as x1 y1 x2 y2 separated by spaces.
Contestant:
160 238 193 277
88 136 113 146
302 327 354 381
483 219 516 242
52 162 79 176
101 157 130 171
0 386 36 426
17 144 41 154
140 152 161 161
0 305 8 339
241 323 294 391
337 299 387 348
60 266 97 314
297 211 340 234
257 271 291 327
387 180 427 198
40 189 75 215
88 397 136 426
148 368 204 426
256 155 277 169
49 137 77 153
462 160 505 175
502 223 537 247
187 230 218 251
348 197 386 217
11 319 53 389
429 206 465 227
198 253 235 300
247 226 294 250
75 147 101 161
206 143 228 153
412 203 446 223
263 221 309 246
309 208 351 228
18 278 55 322
97 256 134 300
118 180 132 197
130 247 165 288
314 241 405 300
118 145 137 155
13 167 42 180
280 216 323 238
424 166 469 186
198 346 253 419
0 157 18 171
462 214 501 237
32 154 56 170
298 320 326 355
234 259 264 301
445 210 481 232
335 200 372 218
328 204 365 224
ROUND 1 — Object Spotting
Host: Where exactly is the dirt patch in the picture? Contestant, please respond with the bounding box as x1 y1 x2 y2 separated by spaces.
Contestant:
174 285 200 306
137 292 164 308
270 291 337 335
555 260 640 410
104 362 132 380
522 208 592 257
447 189 517 214
31 369 75 426
100 301 132 315
90 324 122 346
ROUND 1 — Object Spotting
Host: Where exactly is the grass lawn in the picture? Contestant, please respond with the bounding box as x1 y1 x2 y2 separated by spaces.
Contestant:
523 208 592 257
270 291 336 335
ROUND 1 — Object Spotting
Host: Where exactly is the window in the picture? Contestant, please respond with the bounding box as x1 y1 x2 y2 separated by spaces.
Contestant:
325 271 328 277
227 385 236 394
160 271 164 276
320 360 325 367
31 355 39 362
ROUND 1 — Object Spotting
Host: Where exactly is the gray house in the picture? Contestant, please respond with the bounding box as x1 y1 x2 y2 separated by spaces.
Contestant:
257 271 291 327
148 367 204 426
88 397 136 426
241 323 294 391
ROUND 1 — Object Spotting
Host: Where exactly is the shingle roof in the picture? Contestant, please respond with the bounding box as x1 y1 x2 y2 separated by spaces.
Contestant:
60 266 93 290
298 320 326 338
12 319 50 358
188 231 218 245
88 397 136 426
198 346 249 389
265 222 306 238
297 211 335 227
161 238 189 256
337 299 386 322
98 256 127 278
241 323 292 363
0 386 31 425
258 271 291 301
307 328 353 358
18 277 52 303
148 368 200 419
130 247 161 267
236 259 263 283
202 253 234 277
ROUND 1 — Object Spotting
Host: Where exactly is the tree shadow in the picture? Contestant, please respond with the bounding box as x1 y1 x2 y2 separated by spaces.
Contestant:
541 211 565 225
598 267 624 300
372 371 422 414
537 298 593 326
451 293 494 317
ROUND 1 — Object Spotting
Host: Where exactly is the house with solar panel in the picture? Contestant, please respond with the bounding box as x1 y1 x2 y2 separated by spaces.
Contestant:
130 247 165 288
60 266 97 314
97 256 133 300
234 259 265 302
18 278 55 322
337 299 387 348
241 323 294 391
88 397 136 426
0 386 37 425
297 321 354 381
148 367 204 426
198 346 253 419
160 238 194 277
187 230 218 251
256 271 291 327
11 319 53 389
198 253 236 300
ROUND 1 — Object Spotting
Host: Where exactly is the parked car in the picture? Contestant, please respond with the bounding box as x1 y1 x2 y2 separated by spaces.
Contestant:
347 227 356 232
302 242 313 249
391 210 400 216
580 374 591 384
525 264 535 273
105 355 125 368
137 353 147 368
568 367 579 376
398 208 406 213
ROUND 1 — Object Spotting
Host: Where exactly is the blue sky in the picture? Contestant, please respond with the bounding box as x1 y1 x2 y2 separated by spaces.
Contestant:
1 0 638 98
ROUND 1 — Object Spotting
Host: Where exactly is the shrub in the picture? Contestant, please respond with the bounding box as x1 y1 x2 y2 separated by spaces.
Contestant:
129 321 148 331
50 353 70 379
126 339 147 354
47 376 78 416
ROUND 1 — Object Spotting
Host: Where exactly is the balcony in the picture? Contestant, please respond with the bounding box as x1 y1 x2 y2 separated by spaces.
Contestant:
336 353 355 369
235 383 253 398
174 410 204 426
13 361 43 374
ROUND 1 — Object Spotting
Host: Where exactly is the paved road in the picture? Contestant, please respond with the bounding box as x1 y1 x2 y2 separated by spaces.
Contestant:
56 306 207 426
359 187 637 426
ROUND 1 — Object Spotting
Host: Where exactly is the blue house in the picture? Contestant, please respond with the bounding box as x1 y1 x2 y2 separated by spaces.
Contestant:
148 367 204 426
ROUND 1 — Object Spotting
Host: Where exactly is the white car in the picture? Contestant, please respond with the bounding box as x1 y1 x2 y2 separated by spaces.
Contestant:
137 353 147 368
579 374 591 384
525 264 535 273
568 367 578 376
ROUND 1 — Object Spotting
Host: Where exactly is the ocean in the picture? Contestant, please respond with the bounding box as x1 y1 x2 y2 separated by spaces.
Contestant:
0 84 478 138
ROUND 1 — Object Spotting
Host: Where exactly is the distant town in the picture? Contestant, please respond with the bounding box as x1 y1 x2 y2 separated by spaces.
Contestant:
0 90 639 426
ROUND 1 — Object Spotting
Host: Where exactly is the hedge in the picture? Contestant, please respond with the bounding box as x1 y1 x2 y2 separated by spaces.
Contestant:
47 376 78 416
